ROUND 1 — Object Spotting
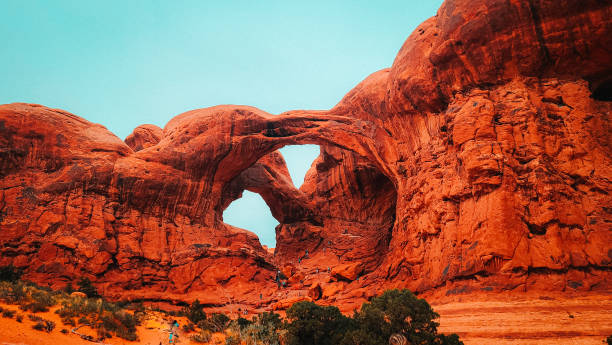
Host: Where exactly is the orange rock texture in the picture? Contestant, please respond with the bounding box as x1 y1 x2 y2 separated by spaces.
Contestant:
0 0 611 312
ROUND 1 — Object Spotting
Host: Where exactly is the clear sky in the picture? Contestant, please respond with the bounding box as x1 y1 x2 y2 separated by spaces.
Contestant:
0 0 443 247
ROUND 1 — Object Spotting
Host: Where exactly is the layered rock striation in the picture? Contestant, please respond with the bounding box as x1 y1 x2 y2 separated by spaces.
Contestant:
0 0 611 310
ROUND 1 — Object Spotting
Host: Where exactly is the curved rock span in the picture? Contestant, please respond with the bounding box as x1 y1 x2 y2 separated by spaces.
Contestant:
1 0 611 313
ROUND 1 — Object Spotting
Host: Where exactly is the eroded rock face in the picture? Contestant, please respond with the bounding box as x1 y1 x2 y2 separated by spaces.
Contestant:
0 0 611 311
124 124 162 152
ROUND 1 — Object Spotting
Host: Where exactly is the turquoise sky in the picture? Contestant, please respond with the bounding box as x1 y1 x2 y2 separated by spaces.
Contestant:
0 0 443 247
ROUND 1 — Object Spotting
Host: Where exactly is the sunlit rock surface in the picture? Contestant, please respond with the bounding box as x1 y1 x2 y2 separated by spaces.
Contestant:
0 0 610 326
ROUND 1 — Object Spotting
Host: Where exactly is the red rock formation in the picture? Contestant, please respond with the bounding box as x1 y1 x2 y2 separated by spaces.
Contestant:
0 0 611 313
124 124 162 152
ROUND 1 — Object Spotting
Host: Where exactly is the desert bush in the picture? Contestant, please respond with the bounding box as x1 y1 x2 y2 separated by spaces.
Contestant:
183 322 196 332
182 299 207 324
191 329 212 343
32 318 55 332
198 313 230 333
115 328 138 341
61 317 76 326
0 265 22 282
95 309 139 340
28 314 42 322
280 290 462 345
20 289 56 312
235 316 252 329
16 314 23 322
607 335 612 345
2 308 16 318
284 301 354 345
238 311 284 345
61 328 68 334
225 335 240 345
339 289 463 345
0 280 28 303
76 277 100 299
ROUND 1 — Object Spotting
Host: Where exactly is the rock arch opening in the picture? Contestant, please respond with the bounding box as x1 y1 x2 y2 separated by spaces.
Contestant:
221 145 321 248
273 146 397 273
223 190 278 248
278 144 320 188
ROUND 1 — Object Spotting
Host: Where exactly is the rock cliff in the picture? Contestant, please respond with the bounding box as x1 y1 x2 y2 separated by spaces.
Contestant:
0 0 611 311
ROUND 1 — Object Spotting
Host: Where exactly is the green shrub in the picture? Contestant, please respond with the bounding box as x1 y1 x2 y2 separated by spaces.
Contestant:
0 265 22 282
339 289 463 345
236 316 252 329
182 299 207 324
285 301 355 345
607 335 612 345
242 321 283 345
0 280 28 303
76 277 100 299
191 329 212 343
20 289 56 312
198 313 230 333
16 314 23 322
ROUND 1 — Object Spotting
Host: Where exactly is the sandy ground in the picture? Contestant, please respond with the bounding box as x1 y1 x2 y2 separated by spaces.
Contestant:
433 292 612 345
0 304 195 345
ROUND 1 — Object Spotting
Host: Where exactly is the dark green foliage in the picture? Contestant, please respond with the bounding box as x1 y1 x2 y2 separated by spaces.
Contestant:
16 314 23 322
281 290 462 345
182 299 207 324
606 335 612 345
64 282 74 294
76 277 100 299
285 301 355 345
198 312 230 332
435 333 464 345
256 311 283 329
339 289 463 345
0 265 22 282
61 328 69 334
236 317 252 329
240 312 283 345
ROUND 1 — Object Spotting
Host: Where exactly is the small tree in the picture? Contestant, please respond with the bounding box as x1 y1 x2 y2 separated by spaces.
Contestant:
285 301 355 345
77 277 100 299
341 289 463 345
182 299 206 324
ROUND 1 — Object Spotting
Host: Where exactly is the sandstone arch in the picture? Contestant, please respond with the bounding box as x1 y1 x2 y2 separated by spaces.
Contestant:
1 0 611 312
